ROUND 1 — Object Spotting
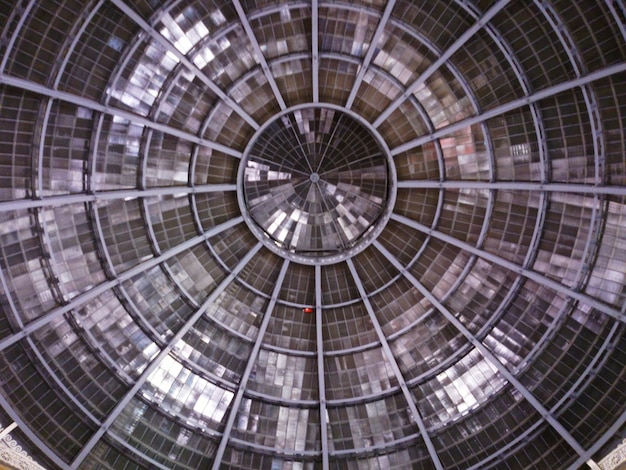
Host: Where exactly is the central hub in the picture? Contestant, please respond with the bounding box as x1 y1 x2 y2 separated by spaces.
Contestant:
238 105 396 264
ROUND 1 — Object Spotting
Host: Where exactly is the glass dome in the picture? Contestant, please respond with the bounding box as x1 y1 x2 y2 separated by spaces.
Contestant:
0 0 625 469
239 105 394 263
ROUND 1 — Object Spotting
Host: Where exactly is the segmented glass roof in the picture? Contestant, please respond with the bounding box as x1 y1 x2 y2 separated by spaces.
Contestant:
240 105 393 263
0 0 625 469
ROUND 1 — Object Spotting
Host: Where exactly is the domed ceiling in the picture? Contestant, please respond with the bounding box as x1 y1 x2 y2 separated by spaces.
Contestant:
0 0 625 469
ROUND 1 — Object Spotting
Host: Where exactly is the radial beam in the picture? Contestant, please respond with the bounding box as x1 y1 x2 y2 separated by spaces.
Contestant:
70 241 263 468
312 0 320 103
390 213 625 322
0 74 242 158
373 0 511 128
230 0 318 168
396 180 626 196
232 0 287 110
109 0 258 130
345 258 444 470
2 245 104 425
0 394 67 469
373 240 589 459
0 184 236 212
465 317 621 469
315 264 330 469
0 216 243 353
211 258 290 469
390 61 626 156
345 0 396 110
0 267 89 469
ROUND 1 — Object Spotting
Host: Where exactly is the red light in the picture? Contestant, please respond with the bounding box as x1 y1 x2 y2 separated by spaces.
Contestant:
302 307 314 314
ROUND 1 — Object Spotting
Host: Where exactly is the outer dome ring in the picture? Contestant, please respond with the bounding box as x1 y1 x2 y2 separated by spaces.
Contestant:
237 102 398 265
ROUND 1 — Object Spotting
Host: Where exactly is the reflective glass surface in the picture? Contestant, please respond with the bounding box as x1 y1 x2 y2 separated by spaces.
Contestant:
0 1 625 469
241 106 390 261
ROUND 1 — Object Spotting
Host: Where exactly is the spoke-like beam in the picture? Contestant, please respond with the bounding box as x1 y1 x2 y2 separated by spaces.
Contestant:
232 0 287 111
312 0 320 103
0 262 102 466
0 216 243 353
230 0 318 170
0 74 242 158
211 258 290 469
390 213 625 322
109 0 258 130
315 264 330 469
0 184 236 212
0 393 67 469
345 259 444 470
467 317 621 470
70 241 263 468
373 0 511 128
373 240 589 459
2 261 102 424
390 61 626 156
345 0 396 110
396 180 626 196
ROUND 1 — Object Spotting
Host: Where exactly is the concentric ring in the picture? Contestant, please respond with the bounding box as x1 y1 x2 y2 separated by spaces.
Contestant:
0 1 625 469
238 104 397 265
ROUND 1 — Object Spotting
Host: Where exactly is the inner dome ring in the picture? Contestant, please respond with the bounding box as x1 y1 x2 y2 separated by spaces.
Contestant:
237 103 398 265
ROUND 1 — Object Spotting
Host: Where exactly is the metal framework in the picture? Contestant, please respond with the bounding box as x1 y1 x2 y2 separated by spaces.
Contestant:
0 184 236 212
464 319 623 469
0 393 67 469
390 213 625 323
346 258 444 470
345 0 396 110
0 0 624 468
570 408 626 470
390 61 626 156
109 0 259 130
0 266 69 469
211 258 290 468
0 0 38 74
315 265 330 469
396 180 626 196
0 216 244 353
372 0 511 128
0 74 242 158
312 0 320 103
232 0 288 111
235 102 398 266
69 241 263 468
373 240 591 460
